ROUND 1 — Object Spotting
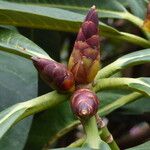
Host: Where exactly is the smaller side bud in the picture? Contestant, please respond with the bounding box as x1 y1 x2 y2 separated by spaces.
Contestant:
70 88 99 118
143 2 150 32
32 57 75 92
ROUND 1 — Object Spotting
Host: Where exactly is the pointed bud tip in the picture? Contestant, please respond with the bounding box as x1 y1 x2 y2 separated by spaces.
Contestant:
91 5 96 10
85 5 98 26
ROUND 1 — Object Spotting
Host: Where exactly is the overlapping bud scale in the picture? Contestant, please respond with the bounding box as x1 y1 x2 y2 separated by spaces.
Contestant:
70 88 99 118
68 6 100 85
32 7 100 119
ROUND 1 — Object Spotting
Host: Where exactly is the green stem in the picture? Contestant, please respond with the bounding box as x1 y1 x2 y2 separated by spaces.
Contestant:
82 116 100 149
101 126 120 150
96 116 120 150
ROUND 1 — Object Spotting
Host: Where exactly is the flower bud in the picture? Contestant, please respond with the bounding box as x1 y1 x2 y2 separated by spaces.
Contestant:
143 2 150 32
70 88 99 118
32 57 75 92
68 6 100 85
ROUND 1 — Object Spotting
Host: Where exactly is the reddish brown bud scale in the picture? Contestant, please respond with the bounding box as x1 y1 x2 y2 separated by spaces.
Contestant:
32 57 75 92
68 6 100 85
70 88 99 118
143 2 150 32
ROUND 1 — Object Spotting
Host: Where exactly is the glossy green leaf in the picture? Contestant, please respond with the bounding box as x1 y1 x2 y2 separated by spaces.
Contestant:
0 51 37 150
0 91 68 140
94 77 150 96
0 27 50 59
2 0 144 26
0 1 149 48
95 49 150 80
126 141 150 150
126 0 148 19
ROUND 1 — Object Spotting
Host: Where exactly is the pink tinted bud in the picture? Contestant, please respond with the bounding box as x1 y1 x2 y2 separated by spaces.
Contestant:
68 6 100 85
70 88 99 118
32 57 75 92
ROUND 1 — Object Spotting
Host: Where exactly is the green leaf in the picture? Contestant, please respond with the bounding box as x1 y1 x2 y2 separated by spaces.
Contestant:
0 27 50 59
0 91 68 140
95 49 150 80
126 141 150 150
3 0 144 26
0 1 149 48
0 51 37 150
93 77 150 96
121 96 150 114
126 0 147 19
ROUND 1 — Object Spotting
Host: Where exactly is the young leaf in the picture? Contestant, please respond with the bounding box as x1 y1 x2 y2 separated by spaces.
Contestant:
95 49 150 80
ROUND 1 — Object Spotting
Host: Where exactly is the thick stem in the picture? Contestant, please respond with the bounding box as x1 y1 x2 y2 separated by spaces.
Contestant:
82 116 100 149
96 115 120 150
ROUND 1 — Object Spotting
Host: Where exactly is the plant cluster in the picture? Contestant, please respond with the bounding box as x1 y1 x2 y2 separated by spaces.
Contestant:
0 1 150 150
